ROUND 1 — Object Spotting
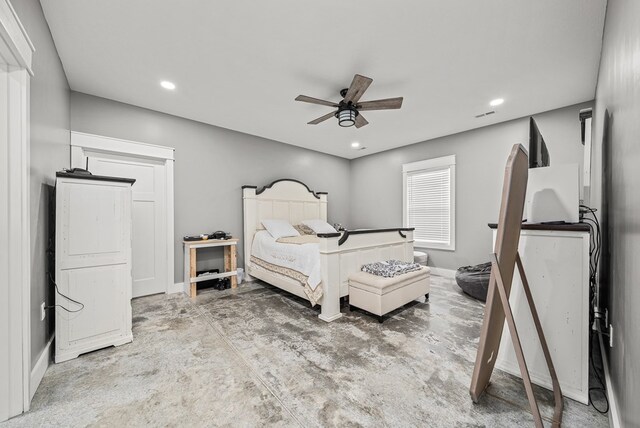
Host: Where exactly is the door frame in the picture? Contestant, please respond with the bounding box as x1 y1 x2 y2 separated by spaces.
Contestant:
0 0 34 420
70 131 176 294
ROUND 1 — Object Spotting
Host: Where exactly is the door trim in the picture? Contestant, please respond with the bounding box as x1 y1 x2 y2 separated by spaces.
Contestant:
70 131 175 295
70 132 174 161
0 0 34 420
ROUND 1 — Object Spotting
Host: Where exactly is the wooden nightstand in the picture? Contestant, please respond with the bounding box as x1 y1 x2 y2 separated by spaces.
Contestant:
183 238 238 298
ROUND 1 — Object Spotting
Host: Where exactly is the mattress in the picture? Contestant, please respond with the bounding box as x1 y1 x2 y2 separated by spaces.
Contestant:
251 230 322 291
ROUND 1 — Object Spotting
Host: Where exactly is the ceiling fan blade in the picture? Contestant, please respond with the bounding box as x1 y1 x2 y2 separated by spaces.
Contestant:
295 95 338 107
355 113 369 128
343 74 373 104
308 111 337 125
357 97 403 111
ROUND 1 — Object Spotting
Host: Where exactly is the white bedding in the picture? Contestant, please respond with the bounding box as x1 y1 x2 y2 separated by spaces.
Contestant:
251 230 322 290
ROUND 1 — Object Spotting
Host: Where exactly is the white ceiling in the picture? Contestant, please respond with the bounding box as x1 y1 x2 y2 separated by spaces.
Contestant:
40 0 606 159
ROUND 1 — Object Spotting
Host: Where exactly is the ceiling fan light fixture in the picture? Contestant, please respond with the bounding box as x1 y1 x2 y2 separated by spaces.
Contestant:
295 74 402 128
337 108 357 127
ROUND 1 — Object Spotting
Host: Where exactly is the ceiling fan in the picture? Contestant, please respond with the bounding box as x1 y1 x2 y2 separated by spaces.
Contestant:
295 74 403 128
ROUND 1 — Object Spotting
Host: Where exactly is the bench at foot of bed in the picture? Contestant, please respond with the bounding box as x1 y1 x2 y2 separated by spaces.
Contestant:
348 267 431 322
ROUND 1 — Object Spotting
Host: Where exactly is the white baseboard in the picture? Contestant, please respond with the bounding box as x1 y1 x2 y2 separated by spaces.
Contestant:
429 267 456 278
30 335 53 400
168 282 187 295
599 332 621 428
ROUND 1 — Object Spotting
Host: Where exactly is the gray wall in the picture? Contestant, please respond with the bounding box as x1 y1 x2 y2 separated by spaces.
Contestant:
11 0 71 369
70 92 589 284
350 102 592 270
70 92 351 283
591 0 640 425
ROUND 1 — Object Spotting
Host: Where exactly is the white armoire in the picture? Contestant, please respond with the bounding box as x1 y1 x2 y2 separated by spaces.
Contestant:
55 172 135 363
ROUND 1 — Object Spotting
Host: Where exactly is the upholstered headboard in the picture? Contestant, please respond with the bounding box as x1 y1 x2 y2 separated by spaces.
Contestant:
242 179 328 270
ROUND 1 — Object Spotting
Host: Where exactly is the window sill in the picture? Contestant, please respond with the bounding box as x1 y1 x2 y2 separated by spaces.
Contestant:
414 242 456 252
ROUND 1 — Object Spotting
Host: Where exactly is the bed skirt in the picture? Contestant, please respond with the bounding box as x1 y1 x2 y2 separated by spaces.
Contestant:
250 256 323 306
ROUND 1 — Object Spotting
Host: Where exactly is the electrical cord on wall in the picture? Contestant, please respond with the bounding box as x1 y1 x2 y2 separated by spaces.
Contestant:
580 205 609 414
46 272 85 313
581 205 602 316
589 329 610 414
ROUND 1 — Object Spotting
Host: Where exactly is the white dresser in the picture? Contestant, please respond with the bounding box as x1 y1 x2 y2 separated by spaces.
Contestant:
491 223 591 404
55 173 135 363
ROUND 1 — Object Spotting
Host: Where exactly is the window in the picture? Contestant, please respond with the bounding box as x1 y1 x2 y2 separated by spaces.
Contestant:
403 155 456 250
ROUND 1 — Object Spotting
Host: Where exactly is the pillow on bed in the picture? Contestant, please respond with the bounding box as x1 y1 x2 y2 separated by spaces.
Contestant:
293 224 315 235
261 219 300 239
302 219 337 234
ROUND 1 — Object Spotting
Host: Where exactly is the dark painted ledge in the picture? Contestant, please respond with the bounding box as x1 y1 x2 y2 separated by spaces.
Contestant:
488 222 590 232
56 171 136 185
316 227 415 246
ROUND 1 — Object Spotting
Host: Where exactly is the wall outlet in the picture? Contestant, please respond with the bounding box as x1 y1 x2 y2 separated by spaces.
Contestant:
40 302 46 321
609 324 614 348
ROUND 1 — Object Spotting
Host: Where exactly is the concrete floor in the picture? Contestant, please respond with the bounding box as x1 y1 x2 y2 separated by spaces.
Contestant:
4 275 608 427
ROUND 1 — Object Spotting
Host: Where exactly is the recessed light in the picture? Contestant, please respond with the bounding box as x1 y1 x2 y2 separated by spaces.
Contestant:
351 142 360 148
489 98 504 107
160 81 176 90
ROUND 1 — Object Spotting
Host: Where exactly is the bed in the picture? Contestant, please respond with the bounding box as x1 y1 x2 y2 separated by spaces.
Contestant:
242 179 414 322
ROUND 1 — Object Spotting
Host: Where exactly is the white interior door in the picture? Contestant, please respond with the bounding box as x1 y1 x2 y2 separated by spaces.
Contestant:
84 151 167 297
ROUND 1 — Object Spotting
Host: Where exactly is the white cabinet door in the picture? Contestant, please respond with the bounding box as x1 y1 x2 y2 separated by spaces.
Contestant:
58 264 130 344
85 152 167 297
58 182 128 269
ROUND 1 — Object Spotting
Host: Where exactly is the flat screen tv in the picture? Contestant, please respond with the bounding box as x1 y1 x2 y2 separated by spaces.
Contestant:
529 117 550 168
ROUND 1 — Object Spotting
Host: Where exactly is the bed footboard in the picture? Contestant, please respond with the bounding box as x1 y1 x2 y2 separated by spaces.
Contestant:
317 228 415 322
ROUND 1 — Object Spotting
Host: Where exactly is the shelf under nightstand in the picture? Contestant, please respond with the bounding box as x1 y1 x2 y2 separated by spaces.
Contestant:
183 238 238 297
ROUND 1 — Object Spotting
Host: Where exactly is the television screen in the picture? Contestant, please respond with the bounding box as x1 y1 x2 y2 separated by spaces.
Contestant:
529 117 550 168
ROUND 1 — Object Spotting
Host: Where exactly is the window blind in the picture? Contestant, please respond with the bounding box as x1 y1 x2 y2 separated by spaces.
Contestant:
406 167 451 245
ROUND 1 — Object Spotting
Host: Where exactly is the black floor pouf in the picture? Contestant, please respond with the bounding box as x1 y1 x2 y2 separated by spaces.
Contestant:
455 262 492 302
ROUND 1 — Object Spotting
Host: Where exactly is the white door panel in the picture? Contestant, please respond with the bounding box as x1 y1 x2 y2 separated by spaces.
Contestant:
58 182 128 270
66 183 124 256
60 258 128 343
85 152 167 297
132 200 156 282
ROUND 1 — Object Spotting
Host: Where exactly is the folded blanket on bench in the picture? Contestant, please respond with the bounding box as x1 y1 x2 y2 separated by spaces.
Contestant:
361 259 422 278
